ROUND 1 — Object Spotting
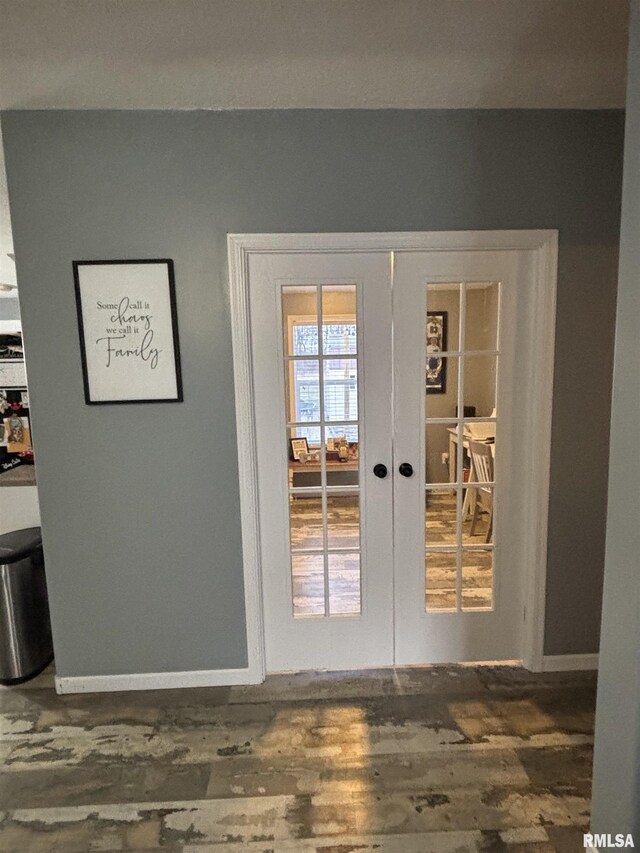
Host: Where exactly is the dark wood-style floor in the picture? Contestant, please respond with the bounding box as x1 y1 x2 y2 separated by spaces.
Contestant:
0 664 596 851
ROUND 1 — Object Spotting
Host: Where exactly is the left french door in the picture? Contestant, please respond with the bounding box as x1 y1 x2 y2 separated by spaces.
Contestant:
248 252 394 671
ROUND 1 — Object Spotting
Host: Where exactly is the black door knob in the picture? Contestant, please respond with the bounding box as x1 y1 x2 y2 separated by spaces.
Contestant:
399 462 414 477
373 463 388 479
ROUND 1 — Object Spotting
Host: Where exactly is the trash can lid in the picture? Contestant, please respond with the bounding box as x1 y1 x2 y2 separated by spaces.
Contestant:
0 527 42 563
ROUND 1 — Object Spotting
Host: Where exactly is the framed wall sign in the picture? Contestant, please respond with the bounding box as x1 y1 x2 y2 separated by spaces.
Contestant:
73 259 183 404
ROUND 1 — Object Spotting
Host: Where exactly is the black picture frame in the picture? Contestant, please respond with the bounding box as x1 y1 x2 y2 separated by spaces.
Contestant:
73 259 183 405
289 437 309 461
426 310 448 395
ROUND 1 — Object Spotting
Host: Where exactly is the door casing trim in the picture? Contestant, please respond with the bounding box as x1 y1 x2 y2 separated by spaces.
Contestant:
228 230 558 680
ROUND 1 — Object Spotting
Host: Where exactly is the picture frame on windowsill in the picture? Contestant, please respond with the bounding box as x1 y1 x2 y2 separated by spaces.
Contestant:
289 437 309 461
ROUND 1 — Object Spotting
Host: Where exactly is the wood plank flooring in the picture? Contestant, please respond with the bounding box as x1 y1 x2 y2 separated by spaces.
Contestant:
289 492 493 614
0 664 596 852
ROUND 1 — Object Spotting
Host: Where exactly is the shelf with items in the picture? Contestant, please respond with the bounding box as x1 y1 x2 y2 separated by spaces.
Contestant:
1 332 35 483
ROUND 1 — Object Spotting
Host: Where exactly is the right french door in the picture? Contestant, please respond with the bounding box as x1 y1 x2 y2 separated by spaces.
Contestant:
393 250 525 664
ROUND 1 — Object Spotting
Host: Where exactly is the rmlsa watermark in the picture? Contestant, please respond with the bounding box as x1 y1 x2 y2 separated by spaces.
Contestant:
584 834 635 849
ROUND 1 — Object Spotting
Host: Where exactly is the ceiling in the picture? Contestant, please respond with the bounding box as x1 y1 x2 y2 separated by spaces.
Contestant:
0 0 631 293
0 0 630 111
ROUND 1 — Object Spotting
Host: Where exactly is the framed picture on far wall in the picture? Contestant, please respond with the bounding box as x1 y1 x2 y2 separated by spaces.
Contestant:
426 311 447 394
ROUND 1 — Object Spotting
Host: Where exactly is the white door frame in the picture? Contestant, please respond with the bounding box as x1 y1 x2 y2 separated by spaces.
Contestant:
227 230 558 681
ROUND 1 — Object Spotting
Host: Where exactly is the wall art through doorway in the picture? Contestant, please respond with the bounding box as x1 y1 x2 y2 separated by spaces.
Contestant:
426 310 447 394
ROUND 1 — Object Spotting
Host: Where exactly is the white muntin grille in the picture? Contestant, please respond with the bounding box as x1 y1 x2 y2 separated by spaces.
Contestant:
425 281 500 612
282 284 362 618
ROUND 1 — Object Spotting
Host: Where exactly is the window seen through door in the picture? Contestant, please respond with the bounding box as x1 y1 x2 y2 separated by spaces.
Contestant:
289 321 358 441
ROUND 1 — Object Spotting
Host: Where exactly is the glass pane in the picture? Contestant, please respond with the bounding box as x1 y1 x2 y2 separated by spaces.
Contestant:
328 553 361 615
292 554 325 617
286 360 320 423
426 283 460 352
284 285 360 622
464 282 499 352
289 494 323 552
324 422 359 448
322 286 357 355
323 359 358 422
425 355 458 418
463 354 497 418
463 431 495 485
327 494 360 550
288 425 322 457
288 426 322 490
462 548 493 610
462 481 494 544
425 421 457 484
425 550 457 611
282 286 319 356
425 487 458 547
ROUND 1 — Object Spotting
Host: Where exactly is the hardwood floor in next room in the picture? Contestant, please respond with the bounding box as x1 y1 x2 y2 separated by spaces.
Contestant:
0 664 595 852
289 491 493 615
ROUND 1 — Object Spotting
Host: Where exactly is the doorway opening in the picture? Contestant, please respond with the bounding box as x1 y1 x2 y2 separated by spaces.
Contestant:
228 231 557 681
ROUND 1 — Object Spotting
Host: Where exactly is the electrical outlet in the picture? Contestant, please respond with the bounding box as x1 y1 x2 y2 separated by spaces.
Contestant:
441 452 449 465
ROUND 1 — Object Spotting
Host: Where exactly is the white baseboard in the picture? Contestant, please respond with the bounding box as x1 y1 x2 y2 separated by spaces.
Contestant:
541 653 599 672
55 665 262 694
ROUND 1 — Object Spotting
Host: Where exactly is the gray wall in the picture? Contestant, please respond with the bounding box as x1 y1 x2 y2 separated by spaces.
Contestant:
591 1 640 834
1 109 623 676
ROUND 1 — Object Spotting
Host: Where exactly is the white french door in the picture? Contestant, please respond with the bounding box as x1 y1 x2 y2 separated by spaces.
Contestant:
393 251 524 664
249 252 394 671
242 237 551 673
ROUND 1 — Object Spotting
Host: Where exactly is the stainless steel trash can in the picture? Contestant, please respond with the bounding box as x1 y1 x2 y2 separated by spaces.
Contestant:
0 527 53 685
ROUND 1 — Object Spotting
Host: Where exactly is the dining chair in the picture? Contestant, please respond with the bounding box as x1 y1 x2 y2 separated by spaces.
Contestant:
468 440 494 544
